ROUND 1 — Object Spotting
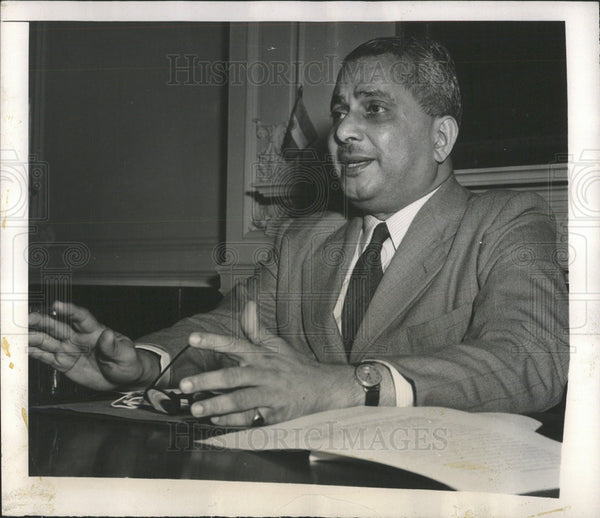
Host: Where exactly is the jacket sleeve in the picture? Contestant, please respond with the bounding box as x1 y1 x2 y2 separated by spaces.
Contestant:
136 221 290 385
388 192 570 413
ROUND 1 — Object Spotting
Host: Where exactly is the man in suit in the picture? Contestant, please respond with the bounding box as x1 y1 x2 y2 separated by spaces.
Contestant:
29 36 569 427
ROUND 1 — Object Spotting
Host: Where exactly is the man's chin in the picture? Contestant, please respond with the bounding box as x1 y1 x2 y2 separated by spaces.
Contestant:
340 178 373 202
343 191 377 213
342 187 398 217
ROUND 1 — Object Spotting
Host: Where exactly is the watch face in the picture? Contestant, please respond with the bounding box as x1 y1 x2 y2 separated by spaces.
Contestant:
356 363 382 388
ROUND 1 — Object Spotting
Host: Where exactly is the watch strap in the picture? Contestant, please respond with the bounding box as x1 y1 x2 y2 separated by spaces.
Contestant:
364 384 380 406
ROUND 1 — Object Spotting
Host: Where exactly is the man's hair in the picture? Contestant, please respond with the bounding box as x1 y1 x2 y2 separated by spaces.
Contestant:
343 36 462 126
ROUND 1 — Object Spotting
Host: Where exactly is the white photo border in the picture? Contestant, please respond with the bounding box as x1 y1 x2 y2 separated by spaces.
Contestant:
2 2 599 516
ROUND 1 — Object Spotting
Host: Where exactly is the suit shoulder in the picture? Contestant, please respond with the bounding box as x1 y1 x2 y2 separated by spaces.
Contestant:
269 212 348 241
466 189 551 225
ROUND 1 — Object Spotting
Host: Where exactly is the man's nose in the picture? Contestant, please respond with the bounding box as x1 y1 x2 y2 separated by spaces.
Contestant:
334 112 363 144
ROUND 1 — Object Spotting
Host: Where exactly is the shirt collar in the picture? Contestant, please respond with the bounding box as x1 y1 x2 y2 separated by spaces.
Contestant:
362 185 441 250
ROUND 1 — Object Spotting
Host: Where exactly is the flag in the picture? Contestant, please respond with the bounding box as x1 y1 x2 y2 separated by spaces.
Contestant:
281 85 318 160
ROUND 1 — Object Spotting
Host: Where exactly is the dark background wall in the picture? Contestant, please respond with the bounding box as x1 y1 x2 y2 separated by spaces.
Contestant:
400 21 568 169
29 22 229 286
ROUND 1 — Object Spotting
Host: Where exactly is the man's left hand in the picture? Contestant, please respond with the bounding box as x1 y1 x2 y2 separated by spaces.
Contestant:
179 301 362 426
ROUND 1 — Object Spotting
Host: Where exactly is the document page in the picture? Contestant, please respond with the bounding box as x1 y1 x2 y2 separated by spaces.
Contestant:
199 406 560 494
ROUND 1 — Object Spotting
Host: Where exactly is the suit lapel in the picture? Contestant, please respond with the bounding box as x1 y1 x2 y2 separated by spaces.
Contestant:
301 217 362 363
349 176 472 362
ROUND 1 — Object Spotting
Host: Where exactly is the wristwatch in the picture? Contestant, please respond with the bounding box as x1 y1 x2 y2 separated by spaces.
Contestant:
354 362 382 406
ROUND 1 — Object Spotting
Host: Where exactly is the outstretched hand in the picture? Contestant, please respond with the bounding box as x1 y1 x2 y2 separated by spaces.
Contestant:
29 301 158 391
180 301 361 426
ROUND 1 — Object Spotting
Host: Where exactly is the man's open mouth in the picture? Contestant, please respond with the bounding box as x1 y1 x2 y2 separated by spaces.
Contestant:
340 157 374 175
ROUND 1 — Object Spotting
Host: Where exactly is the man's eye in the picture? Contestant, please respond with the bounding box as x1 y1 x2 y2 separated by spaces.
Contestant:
331 110 346 122
366 103 386 115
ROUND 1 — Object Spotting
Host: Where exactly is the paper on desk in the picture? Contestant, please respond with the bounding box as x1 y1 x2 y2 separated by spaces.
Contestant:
476 412 542 431
198 406 559 494
309 407 541 461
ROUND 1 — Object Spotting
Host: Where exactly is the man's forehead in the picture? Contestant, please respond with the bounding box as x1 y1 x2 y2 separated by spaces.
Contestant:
332 55 409 100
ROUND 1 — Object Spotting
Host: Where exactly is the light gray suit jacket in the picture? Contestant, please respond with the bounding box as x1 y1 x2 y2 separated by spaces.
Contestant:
142 175 569 413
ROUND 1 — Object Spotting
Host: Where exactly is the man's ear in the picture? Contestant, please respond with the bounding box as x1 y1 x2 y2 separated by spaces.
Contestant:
432 116 459 164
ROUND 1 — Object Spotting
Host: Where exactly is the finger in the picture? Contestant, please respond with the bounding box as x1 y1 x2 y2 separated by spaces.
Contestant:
241 301 277 345
29 331 62 353
52 301 100 334
28 345 83 370
211 408 269 427
28 311 43 326
240 301 262 343
179 366 266 394
28 346 60 369
29 313 72 341
190 387 265 418
188 332 263 362
241 301 285 352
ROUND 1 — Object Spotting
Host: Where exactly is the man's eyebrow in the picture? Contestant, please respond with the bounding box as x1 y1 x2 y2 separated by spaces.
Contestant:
330 88 393 110
355 88 393 101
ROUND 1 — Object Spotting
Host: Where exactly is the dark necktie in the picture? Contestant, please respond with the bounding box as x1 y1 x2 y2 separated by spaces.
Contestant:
342 222 390 357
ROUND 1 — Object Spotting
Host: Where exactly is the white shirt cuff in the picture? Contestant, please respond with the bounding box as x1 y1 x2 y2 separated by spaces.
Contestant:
366 359 414 407
135 343 171 387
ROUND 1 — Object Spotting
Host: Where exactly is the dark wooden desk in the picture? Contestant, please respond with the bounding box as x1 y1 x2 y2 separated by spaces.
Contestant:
29 407 452 490
29 403 564 496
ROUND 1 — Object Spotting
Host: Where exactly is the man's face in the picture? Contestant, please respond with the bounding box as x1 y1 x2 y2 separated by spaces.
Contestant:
328 54 442 217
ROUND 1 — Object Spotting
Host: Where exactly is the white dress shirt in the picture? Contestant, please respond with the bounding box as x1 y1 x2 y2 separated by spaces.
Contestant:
333 186 440 406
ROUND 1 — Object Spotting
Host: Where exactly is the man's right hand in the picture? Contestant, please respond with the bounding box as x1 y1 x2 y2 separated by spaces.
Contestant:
29 301 159 392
